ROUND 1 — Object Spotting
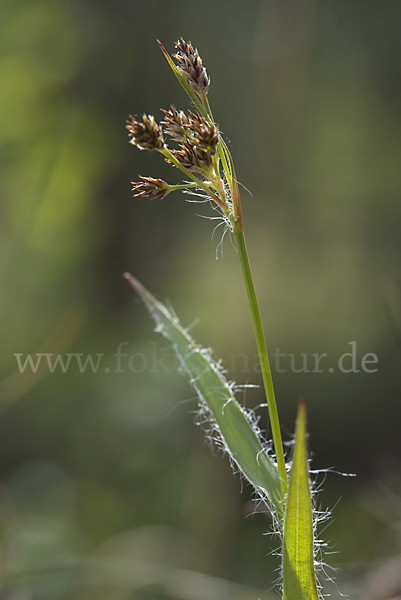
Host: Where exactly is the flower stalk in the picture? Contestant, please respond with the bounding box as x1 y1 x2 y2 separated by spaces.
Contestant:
233 223 287 495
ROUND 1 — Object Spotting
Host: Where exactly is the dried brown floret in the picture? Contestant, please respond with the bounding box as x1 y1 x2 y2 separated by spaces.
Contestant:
126 114 164 151
132 176 170 199
187 111 203 127
174 38 210 96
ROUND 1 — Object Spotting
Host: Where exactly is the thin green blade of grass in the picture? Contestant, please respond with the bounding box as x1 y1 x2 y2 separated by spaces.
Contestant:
282 400 319 600
125 273 284 519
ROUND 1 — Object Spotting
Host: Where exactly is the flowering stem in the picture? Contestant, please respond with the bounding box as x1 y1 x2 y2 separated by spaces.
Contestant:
233 223 287 498
159 148 227 212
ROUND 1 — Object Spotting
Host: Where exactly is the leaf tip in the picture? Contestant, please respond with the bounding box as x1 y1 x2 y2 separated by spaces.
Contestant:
157 39 169 58
298 397 307 415
123 272 142 293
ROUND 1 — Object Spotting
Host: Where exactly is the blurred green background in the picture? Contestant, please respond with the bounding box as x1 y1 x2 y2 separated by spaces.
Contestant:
1 0 401 598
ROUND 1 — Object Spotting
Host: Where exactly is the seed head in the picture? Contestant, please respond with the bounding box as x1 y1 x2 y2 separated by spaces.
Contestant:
168 140 214 172
126 114 164 151
189 112 219 155
161 106 190 142
132 176 171 199
174 38 210 96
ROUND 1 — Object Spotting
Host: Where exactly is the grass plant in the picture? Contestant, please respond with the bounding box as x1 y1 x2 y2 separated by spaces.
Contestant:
125 38 323 600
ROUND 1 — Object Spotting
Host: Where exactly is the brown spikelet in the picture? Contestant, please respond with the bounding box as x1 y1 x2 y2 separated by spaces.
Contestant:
174 38 210 96
132 176 170 199
126 114 164 151
167 140 214 172
189 115 218 155
161 106 190 141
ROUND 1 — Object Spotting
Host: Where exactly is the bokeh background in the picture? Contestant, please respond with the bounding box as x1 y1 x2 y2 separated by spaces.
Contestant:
1 1 401 598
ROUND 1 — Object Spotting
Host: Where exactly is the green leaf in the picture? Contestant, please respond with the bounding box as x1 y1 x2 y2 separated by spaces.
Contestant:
125 273 284 519
282 401 319 600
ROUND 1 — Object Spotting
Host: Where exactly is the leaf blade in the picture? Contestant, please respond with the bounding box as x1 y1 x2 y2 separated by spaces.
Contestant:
282 400 319 600
125 273 284 519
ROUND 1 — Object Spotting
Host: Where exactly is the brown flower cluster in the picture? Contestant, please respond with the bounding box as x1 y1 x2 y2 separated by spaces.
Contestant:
162 107 218 172
131 176 171 200
126 114 164 151
127 40 228 209
160 106 190 141
127 106 219 198
174 38 210 96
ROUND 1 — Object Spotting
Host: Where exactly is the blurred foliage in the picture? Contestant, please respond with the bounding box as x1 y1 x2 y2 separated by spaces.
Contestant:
1 0 401 598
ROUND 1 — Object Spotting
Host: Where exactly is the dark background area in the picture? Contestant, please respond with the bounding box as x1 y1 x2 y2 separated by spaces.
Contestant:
1 1 401 598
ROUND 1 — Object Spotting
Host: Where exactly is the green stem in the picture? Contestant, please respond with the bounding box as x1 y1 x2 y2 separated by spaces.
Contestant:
160 148 228 212
202 96 234 191
169 182 199 191
233 224 288 498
